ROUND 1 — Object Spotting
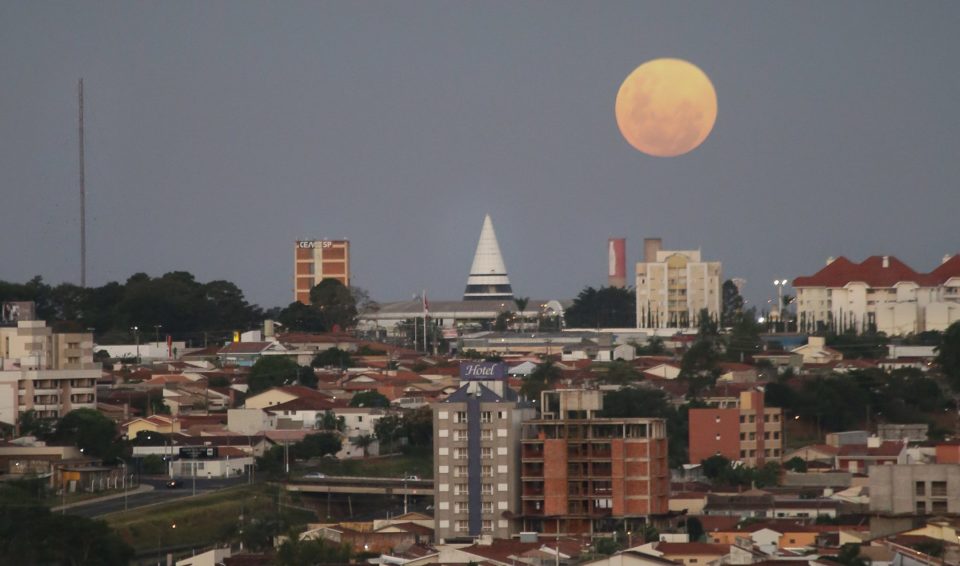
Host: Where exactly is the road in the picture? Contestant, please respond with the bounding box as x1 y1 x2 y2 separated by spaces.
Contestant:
67 476 249 518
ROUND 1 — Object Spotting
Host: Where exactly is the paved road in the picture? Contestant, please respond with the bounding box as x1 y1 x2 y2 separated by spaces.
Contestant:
67 476 249 518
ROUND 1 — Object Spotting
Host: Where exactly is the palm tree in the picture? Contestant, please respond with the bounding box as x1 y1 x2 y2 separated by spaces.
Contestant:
353 434 375 458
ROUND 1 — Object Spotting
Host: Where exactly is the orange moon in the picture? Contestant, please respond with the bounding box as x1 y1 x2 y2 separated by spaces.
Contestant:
615 58 717 157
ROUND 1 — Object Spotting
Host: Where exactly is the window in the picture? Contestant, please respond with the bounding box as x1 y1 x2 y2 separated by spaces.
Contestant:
739 415 745 424
482 501 493 514
455 502 469 514
715 434 721 441
748 432 756 440
481 411 492 423
481 447 493 459
740 450 747 458
764 414 770 423
739 433 746 441
764 432 770 440
481 429 493 441
455 520 469 532
482 465 493 477
749 415 756 423
357 416 363 422
482 483 493 495
455 484 469 495
916 501 926 514
915 481 926 496
455 466 468 478
932 500 948 514
454 430 469 441
498 411 507 419
931 481 947 497
482 520 493 532
454 448 468 460
774 432 780 440
715 416 721 423
455 412 468 424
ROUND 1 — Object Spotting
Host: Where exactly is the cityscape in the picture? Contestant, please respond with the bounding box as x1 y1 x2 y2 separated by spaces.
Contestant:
2 3 960 566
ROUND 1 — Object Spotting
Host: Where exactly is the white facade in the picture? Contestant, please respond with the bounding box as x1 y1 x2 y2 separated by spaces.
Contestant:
794 255 960 335
635 245 721 330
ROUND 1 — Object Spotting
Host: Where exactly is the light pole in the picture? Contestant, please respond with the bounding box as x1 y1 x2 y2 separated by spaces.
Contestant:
117 457 128 511
773 280 787 332
131 326 140 363
154 324 162 348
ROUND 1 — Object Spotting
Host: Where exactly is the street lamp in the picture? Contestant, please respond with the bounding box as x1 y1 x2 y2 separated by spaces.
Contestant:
131 326 140 363
773 280 788 332
116 457 128 511
154 324 162 348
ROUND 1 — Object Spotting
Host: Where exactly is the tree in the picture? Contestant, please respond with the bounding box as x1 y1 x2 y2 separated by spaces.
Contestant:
353 434 375 457
50 409 120 459
565 286 636 328
277 535 352 566
936 321 960 391
309 279 358 331
293 432 342 459
721 280 745 327
374 414 404 453
599 361 642 386
635 336 666 355
686 517 705 542
142 454 167 475
724 307 764 363
494 310 513 332
248 356 302 395
350 390 391 408
783 457 808 473
312 347 353 369
276 301 327 332
520 361 561 402
601 387 672 419
318 410 345 432
17 409 53 438
402 406 433 448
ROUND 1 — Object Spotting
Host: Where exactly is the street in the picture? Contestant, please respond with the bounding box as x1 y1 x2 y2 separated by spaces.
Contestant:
66 476 249 518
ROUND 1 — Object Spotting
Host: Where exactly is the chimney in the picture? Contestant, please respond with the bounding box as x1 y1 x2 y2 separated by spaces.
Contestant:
826 256 835 265
882 256 890 268
644 238 662 263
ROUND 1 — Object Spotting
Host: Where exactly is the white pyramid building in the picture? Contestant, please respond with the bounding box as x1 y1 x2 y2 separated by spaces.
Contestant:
463 214 514 301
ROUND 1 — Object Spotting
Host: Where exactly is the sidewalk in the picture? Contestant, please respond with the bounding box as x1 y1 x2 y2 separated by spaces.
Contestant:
51 484 154 512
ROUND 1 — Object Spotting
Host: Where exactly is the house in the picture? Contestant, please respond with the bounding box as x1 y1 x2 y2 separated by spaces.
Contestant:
791 337 842 365
122 415 181 438
217 341 292 367
244 385 338 410
644 363 682 380
835 439 907 474
635 541 728 566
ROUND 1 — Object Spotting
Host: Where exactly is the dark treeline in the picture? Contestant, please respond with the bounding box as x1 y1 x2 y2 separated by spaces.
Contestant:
0 273 264 345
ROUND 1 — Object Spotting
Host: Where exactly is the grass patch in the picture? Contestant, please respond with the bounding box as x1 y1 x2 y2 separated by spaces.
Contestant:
105 483 314 553
303 446 433 479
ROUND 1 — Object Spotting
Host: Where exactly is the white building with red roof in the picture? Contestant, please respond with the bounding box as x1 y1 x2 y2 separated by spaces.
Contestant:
793 254 960 335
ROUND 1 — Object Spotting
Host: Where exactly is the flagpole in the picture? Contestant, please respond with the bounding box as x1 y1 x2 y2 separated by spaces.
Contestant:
422 289 428 355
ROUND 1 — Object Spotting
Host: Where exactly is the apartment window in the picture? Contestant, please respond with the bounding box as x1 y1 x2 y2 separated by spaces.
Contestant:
481 483 493 495
740 450 747 458
749 415 756 423
916 501 926 514
739 416 745 424
932 500 948 514
749 432 756 441
774 432 781 440
455 502 469 514
764 414 770 423
915 481 926 496
454 448 468 460
482 501 493 514
498 411 507 420
481 447 493 459
455 520 469 533
455 484 469 495
715 416 721 423
481 411 492 424
454 466 468 478
764 432 770 440
481 429 493 441
482 520 493 532
455 412 468 424
931 481 947 497
715 434 721 441
481 465 494 478
740 433 746 441
454 430 469 441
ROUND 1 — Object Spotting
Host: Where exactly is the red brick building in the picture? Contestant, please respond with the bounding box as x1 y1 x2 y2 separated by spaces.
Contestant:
520 390 669 535
688 389 783 467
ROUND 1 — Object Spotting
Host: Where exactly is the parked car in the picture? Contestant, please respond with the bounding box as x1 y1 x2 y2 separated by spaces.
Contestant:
165 480 184 488
304 472 327 479
403 475 420 481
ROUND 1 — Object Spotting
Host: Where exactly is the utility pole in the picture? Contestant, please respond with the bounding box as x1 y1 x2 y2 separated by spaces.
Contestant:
78 78 86 287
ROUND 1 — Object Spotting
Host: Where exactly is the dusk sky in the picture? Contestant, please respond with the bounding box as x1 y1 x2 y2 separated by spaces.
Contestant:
2 2 959 311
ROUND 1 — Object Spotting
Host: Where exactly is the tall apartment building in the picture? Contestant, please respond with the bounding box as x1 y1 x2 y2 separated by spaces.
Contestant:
294 239 351 304
521 390 670 535
635 238 721 330
688 389 782 468
432 368 535 542
0 319 99 425
793 254 960 335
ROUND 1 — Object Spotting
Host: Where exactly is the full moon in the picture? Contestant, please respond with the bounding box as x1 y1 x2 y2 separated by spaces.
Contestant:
615 58 717 157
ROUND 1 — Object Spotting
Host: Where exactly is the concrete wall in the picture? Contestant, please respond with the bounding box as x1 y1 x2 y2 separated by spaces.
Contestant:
869 464 960 514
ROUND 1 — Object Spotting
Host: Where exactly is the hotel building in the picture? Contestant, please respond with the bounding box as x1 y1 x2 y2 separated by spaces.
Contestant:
635 238 722 330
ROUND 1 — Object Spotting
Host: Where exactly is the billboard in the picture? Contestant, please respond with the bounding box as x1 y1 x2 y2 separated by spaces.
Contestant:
1 301 35 325
460 362 506 380
179 446 219 459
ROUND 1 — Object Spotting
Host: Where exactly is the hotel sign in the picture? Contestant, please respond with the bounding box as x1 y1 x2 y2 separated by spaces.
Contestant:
460 362 506 380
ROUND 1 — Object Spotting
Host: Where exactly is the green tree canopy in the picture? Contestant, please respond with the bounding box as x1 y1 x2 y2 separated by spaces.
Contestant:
936 321 960 391
312 347 354 369
565 286 636 328
350 390 391 408
293 432 342 459
248 356 302 395
50 408 120 459
520 361 561 402
309 279 359 331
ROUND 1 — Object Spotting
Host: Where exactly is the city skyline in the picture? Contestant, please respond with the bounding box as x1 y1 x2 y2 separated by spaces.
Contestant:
2 2 959 310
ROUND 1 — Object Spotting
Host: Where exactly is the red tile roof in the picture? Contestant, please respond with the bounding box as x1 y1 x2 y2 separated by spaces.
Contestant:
655 542 729 555
837 440 905 457
219 342 275 354
929 254 960 283
793 256 922 287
